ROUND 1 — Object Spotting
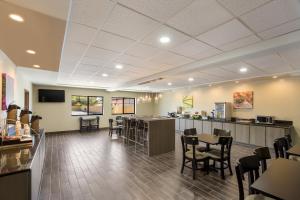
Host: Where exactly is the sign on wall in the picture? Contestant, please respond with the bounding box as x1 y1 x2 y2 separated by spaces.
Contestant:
233 91 253 109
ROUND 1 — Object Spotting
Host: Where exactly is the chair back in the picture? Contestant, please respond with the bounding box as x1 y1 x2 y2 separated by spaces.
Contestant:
218 136 233 159
254 147 271 173
213 128 231 136
137 120 145 129
130 119 137 128
183 128 197 136
274 137 289 158
235 155 260 200
116 116 122 120
285 134 293 148
109 119 113 129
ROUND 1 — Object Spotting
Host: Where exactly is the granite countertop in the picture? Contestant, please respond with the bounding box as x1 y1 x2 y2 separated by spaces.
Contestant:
137 117 175 122
0 130 44 176
174 117 293 128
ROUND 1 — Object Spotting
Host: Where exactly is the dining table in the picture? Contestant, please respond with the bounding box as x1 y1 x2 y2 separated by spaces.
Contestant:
197 133 219 151
251 158 300 200
287 144 300 158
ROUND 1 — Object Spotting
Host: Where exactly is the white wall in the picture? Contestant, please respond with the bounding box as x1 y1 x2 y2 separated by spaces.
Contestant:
0 49 32 123
32 85 155 132
154 77 300 144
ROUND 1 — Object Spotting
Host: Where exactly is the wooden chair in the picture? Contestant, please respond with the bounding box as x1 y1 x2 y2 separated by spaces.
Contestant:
213 128 231 137
235 155 272 200
273 137 289 158
180 135 209 180
254 147 271 173
183 128 199 151
207 136 233 179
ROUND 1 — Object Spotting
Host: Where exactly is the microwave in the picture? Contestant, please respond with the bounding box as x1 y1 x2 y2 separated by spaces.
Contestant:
256 116 274 124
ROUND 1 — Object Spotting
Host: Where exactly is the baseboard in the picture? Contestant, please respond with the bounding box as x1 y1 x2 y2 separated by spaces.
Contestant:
46 127 109 134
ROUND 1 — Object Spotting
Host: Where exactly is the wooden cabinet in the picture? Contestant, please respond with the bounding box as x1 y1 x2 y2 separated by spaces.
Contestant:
175 118 180 131
179 119 186 131
185 119 194 129
223 122 236 140
194 120 203 134
212 121 223 131
250 125 266 147
266 127 286 148
236 124 250 144
202 121 212 134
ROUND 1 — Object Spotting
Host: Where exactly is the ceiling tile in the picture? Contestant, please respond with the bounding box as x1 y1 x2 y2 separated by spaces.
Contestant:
167 0 233 36
245 53 294 73
117 0 193 22
102 4 160 40
149 51 194 66
62 41 87 63
217 0 271 16
200 67 239 79
197 19 253 47
125 43 163 59
71 0 115 28
142 25 192 48
114 54 149 68
240 0 300 32
219 35 261 51
220 62 264 76
93 31 135 53
258 18 300 39
68 22 97 45
278 44 300 69
81 56 106 66
77 64 99 72
86 46 118 62
171 39 221 60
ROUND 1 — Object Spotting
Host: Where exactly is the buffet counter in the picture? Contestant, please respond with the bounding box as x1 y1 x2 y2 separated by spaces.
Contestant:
0 130 45 200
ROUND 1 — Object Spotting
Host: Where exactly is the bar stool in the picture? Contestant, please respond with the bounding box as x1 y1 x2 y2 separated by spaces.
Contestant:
136 120 145 146
128 119 137 143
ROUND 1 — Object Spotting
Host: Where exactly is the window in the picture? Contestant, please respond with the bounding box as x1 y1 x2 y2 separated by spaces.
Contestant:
72 95 103 116
111 97 135 115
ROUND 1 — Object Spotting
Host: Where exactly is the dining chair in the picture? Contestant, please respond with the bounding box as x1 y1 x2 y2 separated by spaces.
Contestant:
273 137 289 158
183 128 201 151
136 120 145 145
235 155 272 200
128 119 137 142
207 136 233 179
213 128 231 137
108 119 118 136
180 135 209 180
254 147 271 173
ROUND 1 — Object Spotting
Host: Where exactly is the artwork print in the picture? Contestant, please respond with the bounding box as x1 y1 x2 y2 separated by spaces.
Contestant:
233 91 253 109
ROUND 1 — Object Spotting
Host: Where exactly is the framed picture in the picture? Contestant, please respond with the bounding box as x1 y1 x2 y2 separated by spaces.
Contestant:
183 96 193 108
233 91 253 109
2 73 14 110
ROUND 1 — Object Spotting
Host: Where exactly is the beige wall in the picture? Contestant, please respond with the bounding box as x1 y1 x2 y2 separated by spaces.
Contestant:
154 77 300 144
32 85 155 132
0 49 32 122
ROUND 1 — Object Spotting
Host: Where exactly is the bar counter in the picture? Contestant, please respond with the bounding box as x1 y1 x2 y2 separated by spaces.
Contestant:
0 130 45 200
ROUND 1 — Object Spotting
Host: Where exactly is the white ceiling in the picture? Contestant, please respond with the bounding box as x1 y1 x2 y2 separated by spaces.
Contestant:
52 0 300 91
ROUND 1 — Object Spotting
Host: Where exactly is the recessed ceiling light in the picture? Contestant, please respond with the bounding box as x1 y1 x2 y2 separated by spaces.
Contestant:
102 73 108 77
26 50 36 54
167 82 172 86
9 14 24 22
235 81 239 84
159 36 170 44
33 64 40 68
115 64 123 69
272 75 278 79
188 77 194 82
239 67 248 73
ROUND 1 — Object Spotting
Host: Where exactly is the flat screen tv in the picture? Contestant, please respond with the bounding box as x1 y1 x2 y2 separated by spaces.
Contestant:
38 89 65 102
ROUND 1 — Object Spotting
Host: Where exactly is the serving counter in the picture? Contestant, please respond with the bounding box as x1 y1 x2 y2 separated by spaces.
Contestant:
0 130 45 200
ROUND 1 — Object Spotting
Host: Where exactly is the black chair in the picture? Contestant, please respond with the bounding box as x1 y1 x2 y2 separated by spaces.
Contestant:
235 155 271 200
253 147 271 173
285 134 293 148
108 119 118 136
183 128 197 136
128 119 137 142
136 120 145 145
180 135 209 180
213 128 231 137
207 136 233 179
273 137 289 158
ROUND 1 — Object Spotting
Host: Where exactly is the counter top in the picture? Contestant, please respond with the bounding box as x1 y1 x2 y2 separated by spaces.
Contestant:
0 130 45 176
173 117 293 128
137 117 175 122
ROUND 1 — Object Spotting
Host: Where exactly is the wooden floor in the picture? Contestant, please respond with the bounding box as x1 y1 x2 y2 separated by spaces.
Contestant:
39 130 259 200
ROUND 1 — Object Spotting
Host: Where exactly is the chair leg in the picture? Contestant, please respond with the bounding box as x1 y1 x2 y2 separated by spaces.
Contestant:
205 160 209 175
221 161 225 180
181 158 185 174
228 157 233 175
192 160 196 180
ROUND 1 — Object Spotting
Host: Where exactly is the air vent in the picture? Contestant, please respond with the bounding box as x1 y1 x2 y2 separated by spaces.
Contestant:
138 77 164 85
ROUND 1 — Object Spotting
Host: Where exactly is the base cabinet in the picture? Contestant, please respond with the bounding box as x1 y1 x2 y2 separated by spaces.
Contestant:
194 120 203 134
179 119 186 132
236 124 250 144
212 122 223 131
250 126 266 147
175 119 180 131
223 122 236 140
202 121 212 134
266 127 286 148
185 119 194 129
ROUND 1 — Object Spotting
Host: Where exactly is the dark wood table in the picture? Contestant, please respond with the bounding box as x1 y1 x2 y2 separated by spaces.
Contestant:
287 145 300 158
197 133 219 151
251 158 300 200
